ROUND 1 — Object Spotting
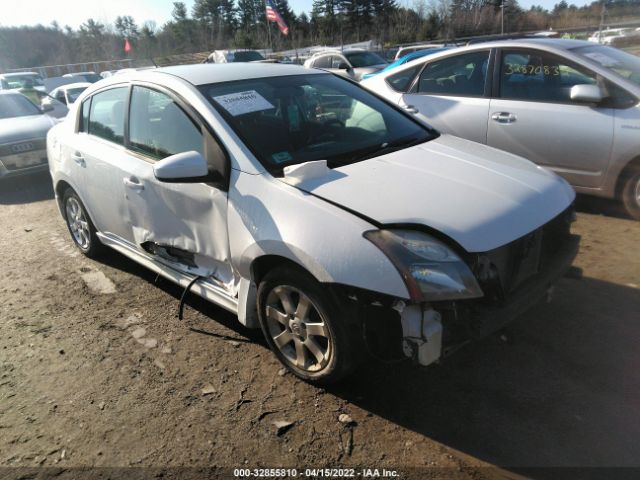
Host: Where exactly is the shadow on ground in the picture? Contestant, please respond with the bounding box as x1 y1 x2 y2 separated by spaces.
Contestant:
94 242 640 471
328 277 640 470
574 193 634 220
0 172 54 205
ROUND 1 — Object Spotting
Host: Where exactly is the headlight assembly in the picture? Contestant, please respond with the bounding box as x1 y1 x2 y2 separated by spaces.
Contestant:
364 229 483 302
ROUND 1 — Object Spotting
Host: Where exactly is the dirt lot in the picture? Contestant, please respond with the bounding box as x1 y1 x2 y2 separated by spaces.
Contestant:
1 172 639 479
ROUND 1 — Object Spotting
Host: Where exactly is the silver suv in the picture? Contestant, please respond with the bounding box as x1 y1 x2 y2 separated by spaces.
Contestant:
362 39 640 218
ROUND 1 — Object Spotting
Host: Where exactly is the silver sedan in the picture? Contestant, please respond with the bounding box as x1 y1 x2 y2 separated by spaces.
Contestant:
362 39 640 218
0 91 56 178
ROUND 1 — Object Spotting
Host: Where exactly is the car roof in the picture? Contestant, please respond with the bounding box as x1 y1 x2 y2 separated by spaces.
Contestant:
1 72 41 78
151 63 320 86
54 82 92 91
465 37 593 50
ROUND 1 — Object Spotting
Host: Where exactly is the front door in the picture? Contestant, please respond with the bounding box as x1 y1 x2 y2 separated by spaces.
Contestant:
487 48 614 188
121 85 234 288
400 50 491 144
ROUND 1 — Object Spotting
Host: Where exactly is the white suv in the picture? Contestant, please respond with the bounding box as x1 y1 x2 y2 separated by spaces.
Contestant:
47 64 578 383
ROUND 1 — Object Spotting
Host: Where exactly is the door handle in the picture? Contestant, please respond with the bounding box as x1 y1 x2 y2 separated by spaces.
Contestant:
71 152 85 166
491 112 517 124
403 104 419 114
123 176 144 191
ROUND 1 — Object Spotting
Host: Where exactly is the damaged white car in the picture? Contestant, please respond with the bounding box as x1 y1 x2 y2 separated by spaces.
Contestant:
47 64 579 383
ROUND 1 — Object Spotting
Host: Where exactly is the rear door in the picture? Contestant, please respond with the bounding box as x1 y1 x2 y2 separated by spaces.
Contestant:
400 49 491 144
487 48 614 188
68 85 132 241
120 84 235 288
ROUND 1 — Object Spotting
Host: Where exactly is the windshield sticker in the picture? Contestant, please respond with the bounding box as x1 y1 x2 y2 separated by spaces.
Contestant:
271 151 293 164
213 90 274 116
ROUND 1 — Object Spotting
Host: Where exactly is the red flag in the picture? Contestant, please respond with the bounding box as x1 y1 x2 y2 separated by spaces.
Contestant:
124 38 132 53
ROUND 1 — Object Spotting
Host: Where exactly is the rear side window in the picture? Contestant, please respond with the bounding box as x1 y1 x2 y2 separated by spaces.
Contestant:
500 49 598 103
128 86 203 160
88 87 128 144
417 51 489 96
386 65 420 92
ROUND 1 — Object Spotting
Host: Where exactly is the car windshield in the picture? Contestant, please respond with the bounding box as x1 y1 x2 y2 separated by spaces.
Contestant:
574 45 640 87
67 86 88 103
344 51 387 67
0 94 41 119
200 73 436 174
3 74 45 89
233 51 265 62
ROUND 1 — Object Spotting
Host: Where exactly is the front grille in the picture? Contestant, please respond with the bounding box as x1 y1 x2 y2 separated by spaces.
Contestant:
472 207 574 303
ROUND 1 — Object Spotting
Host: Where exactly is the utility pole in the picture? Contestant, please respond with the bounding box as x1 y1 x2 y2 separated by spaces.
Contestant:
598 2 606 43
501 0 505 34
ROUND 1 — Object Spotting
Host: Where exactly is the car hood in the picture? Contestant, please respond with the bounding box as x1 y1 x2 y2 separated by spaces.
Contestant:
0 114 54 144
287 134 575 252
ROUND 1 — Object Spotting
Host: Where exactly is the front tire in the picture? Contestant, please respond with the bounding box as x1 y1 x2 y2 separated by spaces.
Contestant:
621 166 640 220
257 265 362 384
62 188 103 257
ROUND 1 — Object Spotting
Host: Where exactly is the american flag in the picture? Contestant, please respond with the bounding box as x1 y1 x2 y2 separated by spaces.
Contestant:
265 0 289 36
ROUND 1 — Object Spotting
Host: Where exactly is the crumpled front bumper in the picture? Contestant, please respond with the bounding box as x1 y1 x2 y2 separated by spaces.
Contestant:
399 230 580 367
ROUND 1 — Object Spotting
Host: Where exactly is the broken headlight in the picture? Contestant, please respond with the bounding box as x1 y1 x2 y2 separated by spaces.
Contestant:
364 229 483 302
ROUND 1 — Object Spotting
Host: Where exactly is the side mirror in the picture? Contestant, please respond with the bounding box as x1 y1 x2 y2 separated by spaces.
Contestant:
153 151 209 183
570 84 604 104
41 104 54 113
337 62 350 70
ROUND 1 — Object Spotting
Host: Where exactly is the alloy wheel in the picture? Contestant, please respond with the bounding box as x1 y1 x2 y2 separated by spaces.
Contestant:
65 196 90 250
264 285 332 373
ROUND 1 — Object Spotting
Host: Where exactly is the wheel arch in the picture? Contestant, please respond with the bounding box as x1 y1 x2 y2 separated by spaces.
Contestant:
250 254 317 286
615 155 640 199
54 178 100 229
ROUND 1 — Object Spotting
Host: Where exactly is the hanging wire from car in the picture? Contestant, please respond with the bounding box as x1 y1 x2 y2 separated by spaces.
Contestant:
178 275 204 321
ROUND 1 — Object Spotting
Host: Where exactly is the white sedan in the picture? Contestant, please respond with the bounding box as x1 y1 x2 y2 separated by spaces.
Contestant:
47 63 578 383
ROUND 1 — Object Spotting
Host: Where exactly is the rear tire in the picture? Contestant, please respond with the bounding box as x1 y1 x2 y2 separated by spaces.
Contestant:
257 265 362 384
621 166 640 220
62 188 104 258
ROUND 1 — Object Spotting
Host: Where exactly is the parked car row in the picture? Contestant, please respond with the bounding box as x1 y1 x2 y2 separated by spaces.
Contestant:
2 39 637 384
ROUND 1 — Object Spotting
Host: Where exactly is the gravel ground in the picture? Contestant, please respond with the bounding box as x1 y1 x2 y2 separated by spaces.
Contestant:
1 172 639 480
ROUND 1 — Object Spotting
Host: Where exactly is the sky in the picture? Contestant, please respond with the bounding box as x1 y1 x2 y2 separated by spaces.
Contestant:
0 0 596 29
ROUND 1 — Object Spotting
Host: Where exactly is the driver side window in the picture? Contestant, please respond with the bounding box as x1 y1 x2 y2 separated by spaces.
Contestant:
128 86 204 160
313 56 331 69
500 49 598 104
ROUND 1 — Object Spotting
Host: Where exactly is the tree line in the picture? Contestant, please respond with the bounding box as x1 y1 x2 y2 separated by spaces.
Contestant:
0 0 639 70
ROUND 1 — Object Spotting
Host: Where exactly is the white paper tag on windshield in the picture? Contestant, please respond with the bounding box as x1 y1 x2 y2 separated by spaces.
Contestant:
213 90 274 116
